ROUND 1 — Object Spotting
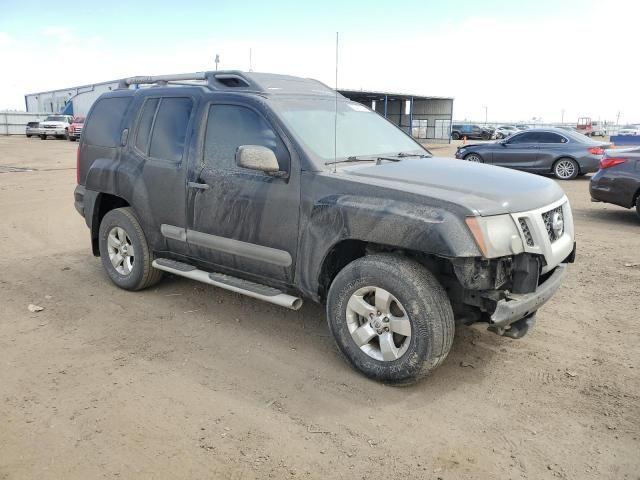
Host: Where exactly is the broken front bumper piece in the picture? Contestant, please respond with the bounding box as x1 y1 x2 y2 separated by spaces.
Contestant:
488 263 568 338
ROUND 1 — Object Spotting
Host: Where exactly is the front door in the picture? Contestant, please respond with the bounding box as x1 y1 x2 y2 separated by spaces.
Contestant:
491 131 539 170
186 101 300 285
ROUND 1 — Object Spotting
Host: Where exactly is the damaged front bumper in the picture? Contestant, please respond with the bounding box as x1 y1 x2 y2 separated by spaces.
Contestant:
488 263 568 337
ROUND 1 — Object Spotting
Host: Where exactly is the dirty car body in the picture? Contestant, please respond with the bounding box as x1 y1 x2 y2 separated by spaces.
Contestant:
73 71 576 382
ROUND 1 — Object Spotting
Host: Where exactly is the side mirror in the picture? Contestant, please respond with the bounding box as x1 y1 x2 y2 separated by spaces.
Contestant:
236 145 284 176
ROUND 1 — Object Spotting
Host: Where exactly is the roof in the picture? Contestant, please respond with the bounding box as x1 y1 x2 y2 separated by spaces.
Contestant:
26 72 453 102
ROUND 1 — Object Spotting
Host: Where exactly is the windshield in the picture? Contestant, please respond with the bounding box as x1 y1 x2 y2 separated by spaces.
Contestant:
271 98 430 168
45 115 66 122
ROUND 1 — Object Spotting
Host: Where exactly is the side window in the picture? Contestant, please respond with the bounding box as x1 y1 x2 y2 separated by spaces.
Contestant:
134 98 159 153
536 132 566 143
509 132 536 144
148 97 193 163
83 97 132 147
204 104 290 171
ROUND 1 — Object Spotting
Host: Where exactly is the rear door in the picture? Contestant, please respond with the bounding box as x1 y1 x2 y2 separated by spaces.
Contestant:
532 132 569 172
491 131 539 169
185 100 301 285
124 95 196 255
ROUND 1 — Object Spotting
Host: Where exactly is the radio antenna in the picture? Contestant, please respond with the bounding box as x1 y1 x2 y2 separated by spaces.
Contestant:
333 32 339 174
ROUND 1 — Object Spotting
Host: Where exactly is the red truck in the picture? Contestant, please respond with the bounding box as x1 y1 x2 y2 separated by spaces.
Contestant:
68 116 85 142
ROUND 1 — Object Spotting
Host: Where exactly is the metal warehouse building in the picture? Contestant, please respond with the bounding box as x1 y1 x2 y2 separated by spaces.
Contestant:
24 77 453 143
339 89 453 143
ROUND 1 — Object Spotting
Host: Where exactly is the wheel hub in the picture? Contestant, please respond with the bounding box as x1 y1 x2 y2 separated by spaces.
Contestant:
345 286 412 362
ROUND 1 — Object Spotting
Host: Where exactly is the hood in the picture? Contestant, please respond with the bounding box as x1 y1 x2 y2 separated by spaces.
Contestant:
41 121 67 127
337 157 566 216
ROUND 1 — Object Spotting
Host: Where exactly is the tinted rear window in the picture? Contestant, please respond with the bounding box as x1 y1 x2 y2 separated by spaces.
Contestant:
84 97 132 147
148 97 193 163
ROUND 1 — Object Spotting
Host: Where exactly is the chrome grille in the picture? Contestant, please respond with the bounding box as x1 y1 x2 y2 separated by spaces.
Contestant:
518 218 534 246
542 206 564 242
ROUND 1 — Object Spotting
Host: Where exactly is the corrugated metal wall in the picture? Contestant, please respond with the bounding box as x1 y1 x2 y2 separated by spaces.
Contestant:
0 112 49 135
25 81 119 116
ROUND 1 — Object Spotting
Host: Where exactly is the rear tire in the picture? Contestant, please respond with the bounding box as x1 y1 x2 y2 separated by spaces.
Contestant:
26 134 32 138
69 136 76 142
553 158 579 180
326 254 454 384
451 132 460 140
98 207 163 291
635 194 640 220
40 135 46 140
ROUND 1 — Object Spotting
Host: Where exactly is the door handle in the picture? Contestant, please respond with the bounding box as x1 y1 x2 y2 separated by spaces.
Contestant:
188 182 210 190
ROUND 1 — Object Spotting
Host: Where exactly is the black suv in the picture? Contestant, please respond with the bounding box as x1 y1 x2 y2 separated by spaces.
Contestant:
451 124 493 140
74 71 576 383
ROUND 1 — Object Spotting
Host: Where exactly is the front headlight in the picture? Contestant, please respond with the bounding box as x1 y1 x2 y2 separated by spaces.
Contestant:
457 148 466 155
465 215 524 258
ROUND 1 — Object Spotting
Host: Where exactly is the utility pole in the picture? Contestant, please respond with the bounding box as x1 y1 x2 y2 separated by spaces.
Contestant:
483 106 488 124
561 108 565 124
616 111 621 126
249 48 253 71
215 54 220 71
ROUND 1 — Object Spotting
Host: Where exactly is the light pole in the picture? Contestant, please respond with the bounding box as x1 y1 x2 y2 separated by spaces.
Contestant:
215 54 220 71
483 106 488 124
561 108 565 124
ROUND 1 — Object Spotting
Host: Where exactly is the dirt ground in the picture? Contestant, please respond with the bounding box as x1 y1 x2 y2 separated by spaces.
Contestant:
1 136 638 480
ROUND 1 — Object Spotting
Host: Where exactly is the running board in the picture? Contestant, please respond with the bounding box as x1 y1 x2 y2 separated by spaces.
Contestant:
152 258 303 311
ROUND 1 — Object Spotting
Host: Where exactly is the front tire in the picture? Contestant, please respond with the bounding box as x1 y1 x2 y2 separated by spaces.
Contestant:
98 207 163 291
326 254 454 384
40 135 47 140
464 153 484 163
553 158 579 180
451 132 460 140
635 194 640 220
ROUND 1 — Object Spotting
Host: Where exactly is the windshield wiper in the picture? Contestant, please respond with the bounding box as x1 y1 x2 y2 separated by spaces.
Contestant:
325 152 428 167
395 152 430 158
325 155 387 166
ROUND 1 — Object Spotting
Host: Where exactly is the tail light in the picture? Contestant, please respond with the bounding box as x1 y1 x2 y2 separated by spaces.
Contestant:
588 147 605 155
599 157 625 169
76 145 80 183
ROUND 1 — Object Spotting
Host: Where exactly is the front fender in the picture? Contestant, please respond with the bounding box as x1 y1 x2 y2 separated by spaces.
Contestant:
296 193 480 299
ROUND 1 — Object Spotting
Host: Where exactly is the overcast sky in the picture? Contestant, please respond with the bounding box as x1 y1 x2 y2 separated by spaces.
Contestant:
1 0 638 123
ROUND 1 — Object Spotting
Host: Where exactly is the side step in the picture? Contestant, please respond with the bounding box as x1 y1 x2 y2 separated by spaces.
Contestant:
152 258 303 311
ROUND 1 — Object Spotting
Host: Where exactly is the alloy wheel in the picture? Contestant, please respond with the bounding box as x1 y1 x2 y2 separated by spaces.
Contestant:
107 227 135 275
555 159 576 179
345 286 412 361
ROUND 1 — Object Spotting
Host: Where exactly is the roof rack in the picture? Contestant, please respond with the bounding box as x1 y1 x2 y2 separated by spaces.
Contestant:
117 70 339 98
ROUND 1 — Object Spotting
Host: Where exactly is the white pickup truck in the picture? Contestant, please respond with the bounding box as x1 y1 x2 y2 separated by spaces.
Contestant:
39 115 73 140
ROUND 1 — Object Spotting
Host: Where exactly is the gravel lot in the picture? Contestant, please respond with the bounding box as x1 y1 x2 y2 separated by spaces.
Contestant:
1 136 638 479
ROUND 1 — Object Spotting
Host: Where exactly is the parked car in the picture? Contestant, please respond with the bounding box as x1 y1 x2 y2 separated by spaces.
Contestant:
618 125 640 136
74 70 575 384
494 125 520 139
451 124 493 140
68 116 85 142
455 127 611 180
39 114 73 140
590 147 640 219
25 121 40 138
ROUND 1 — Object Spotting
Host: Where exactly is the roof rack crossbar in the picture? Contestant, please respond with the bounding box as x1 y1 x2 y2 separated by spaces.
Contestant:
118 72 208 89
